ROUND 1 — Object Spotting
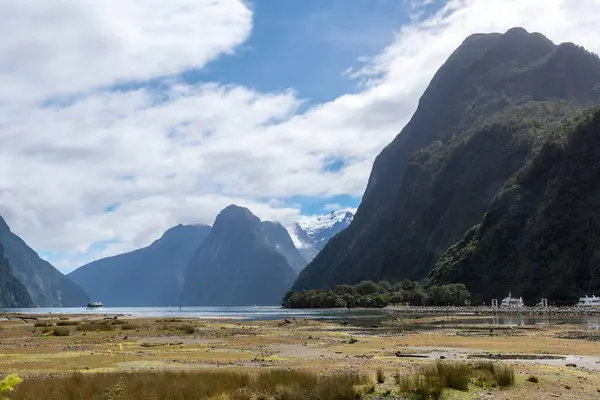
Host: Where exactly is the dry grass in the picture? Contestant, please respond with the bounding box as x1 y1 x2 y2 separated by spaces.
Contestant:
397 361 515 399
9 370 368 400
33 321 52 328
77 323 115 332
120 324 140 331
376 368 385 384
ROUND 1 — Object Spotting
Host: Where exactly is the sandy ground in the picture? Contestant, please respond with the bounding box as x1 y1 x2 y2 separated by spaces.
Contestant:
1 314 600 399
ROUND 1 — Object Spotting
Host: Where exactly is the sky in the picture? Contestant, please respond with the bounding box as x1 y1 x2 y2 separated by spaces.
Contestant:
1 0 600 273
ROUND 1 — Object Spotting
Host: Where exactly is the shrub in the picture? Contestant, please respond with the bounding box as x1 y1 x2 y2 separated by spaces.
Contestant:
527 375 539 383
178 325 196 334
52 327 70 336
56 320 79 326
376 368 386 384
0 374 23 400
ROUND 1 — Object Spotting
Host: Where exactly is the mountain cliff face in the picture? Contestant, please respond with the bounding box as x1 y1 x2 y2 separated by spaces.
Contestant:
0 216 89 307
289 210 354 262
69 224 211 306
293 28 600 291
261 221 307 273
429 109 600 305
181 205 297 306
0 243 34 308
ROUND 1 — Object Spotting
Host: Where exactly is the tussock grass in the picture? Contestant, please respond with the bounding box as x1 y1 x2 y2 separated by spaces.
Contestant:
9 370 368 400
33 321 52 327
397 361 515 399
40 327 52 334
178 325 196 334
56 320 80 326
526 375 539 383
52 327 70 336
376 368 385 384
77 323 115 332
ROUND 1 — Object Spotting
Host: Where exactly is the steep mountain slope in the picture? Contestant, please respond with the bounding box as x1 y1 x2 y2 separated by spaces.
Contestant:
294 28 600 290
0 216 89 307
429 109 600 305
0 243 34 308
261 221 307 273
69 224 211 306
181 205 297 306
289 209 355 261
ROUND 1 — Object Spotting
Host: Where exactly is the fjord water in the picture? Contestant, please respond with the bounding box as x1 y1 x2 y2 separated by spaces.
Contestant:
2 306 385 321
4 306 600 330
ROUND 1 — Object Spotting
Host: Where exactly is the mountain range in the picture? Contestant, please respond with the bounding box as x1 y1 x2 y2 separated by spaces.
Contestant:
293 27 600 303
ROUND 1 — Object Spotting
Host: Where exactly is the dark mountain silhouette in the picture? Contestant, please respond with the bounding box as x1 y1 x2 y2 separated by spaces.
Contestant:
181 205 297 306
293 28 600 291
0 243 34 308
69 224 211 306
0 216 89 306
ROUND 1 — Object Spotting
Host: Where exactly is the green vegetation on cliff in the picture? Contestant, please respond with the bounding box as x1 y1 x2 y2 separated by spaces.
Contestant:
429 108 600 305
293 28 600 295
283 280 470 308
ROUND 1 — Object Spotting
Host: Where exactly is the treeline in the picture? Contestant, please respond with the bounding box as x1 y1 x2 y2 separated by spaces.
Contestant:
282 280 470 308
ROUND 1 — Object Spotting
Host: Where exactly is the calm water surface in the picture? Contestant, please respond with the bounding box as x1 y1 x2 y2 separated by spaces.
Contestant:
4 307 600 329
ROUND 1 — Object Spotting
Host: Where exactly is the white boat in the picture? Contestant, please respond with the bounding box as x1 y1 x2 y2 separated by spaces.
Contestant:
577 295 600 307
500 292 524 308
86 301 103 309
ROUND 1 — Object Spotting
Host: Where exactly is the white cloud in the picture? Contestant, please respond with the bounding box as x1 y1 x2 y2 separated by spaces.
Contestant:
1 0 600 273
0 0 252 102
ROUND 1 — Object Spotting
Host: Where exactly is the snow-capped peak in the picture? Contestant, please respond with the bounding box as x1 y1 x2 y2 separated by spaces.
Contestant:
297 208 356 237
286 208 356 262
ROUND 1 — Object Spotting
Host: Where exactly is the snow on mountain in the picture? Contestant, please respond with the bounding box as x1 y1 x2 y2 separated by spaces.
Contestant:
287 208 356 262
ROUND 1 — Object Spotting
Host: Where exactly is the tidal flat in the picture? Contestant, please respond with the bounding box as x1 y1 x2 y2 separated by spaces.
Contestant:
1 313 600 399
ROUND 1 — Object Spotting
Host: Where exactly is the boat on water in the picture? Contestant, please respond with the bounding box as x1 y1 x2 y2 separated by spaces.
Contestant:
500 292 524 308
577 295 600 307
86 301 103 309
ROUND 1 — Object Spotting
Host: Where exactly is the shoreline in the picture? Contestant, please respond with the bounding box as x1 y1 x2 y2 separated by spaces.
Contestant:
385 305 600 316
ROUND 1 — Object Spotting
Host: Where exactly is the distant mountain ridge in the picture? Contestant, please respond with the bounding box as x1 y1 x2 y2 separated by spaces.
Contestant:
0 216 89 307
0 243 34 308
293 27 600 292
289 209 355 261
69 224 211 306
181 205 298 306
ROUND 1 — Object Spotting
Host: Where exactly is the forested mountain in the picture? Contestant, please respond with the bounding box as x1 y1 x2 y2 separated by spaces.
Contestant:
429 109 600 304
0 216 89 307
180 205 297 306
293 28 600 292
0 243 34 308
69 224 211 306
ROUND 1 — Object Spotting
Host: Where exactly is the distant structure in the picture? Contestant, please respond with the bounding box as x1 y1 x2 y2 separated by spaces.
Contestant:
491 299 498 308
577 295 600 307
500 292 524 308
537 298 548 308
